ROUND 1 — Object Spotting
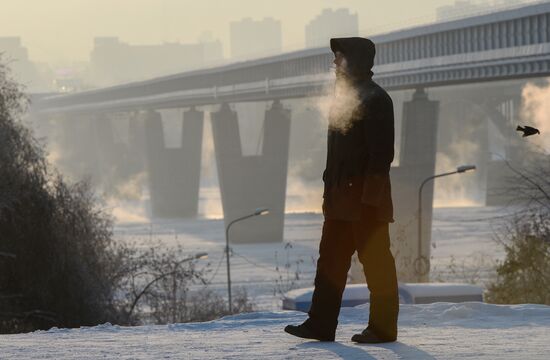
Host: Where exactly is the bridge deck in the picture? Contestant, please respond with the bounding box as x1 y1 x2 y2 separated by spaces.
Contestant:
33 2 550 114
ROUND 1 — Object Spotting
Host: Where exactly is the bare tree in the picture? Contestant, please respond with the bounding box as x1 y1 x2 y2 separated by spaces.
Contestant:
486 149 550 304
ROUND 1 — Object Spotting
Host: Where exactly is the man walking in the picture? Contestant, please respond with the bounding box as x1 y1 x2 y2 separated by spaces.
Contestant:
284 37 399 344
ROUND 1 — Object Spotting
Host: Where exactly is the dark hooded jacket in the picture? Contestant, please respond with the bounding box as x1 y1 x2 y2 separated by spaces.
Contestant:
322 37 395 223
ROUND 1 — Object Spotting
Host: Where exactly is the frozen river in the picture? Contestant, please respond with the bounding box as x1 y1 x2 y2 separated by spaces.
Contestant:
113 205 518 310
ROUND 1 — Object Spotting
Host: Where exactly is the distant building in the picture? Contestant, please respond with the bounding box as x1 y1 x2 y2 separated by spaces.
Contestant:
0 37 28 62
436 0 523 21
88 37 223 86
305 8 358 49
0 37 51 92
198 31 224 62
230 17 282 59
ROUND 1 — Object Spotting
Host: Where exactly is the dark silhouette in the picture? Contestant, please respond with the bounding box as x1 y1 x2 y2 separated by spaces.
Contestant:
285 37 398 343
516 125 540 137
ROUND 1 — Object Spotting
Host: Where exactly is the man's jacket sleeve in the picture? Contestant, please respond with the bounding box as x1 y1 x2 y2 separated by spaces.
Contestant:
361 92 395 206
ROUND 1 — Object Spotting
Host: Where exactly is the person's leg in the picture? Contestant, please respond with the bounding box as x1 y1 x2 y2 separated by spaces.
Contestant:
305 217 356 337
352 205 399 341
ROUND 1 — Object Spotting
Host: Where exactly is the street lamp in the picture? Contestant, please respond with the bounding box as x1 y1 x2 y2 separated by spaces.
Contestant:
416 165 476 281
225 207 270 313
189 252 209 261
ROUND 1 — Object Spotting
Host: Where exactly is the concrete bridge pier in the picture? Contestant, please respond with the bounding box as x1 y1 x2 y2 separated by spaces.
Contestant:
144 108 204 218
75 114 100 182
54 113 78 167
210 101 290 244
93 114 119 182
85 112 146 192
53 113 101 182
393 87 440 282
125 111 147 176
352 88 440 283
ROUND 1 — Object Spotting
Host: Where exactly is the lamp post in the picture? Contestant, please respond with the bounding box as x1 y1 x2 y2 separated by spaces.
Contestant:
416 165 476 281
225 207 270 313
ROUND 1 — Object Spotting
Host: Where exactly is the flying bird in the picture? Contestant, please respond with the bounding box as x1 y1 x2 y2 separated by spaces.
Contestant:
516 125 540 137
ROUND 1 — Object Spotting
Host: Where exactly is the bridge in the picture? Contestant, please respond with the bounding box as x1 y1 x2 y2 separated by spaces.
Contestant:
34 2 550 113
31 2 550 282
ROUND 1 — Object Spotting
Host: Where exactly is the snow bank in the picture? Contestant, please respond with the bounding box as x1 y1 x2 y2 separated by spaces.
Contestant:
283 283 484 311
1 302 549 359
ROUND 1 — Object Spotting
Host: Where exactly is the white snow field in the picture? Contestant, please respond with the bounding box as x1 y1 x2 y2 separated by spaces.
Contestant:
1 302 549 359
3 206 544 359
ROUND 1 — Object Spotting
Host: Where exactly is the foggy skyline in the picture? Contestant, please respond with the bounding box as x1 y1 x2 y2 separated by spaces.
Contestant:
1 0 468 64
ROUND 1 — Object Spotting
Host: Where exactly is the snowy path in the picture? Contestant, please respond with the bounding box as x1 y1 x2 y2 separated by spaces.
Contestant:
2 302 549 359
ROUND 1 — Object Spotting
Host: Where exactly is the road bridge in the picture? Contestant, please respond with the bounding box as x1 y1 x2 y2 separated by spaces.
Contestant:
31 2 550 282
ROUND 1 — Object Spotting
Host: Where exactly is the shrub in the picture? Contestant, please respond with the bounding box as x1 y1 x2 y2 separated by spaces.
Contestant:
117 243 255 324
0 59 255 332
183 287 255 323
0 59 127 330
486 212 550 304
117 243 207 324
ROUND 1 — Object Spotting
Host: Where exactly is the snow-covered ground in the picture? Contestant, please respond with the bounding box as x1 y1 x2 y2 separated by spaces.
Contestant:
2 206 547 358
113 206 517 309
2 302 549 359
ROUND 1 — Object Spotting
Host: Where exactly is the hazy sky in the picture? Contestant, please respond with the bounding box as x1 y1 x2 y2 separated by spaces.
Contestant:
1 0 459 64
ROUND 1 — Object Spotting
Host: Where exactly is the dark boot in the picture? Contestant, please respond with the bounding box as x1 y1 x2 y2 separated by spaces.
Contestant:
351 327 396 344
353 215 399 343
367 293 399 341
293 218 354 342
284 319 335 342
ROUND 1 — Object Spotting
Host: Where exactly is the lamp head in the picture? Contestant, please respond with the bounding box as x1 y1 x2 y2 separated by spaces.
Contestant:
457 165 476 173
254 207 270 216
195 252 208 260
